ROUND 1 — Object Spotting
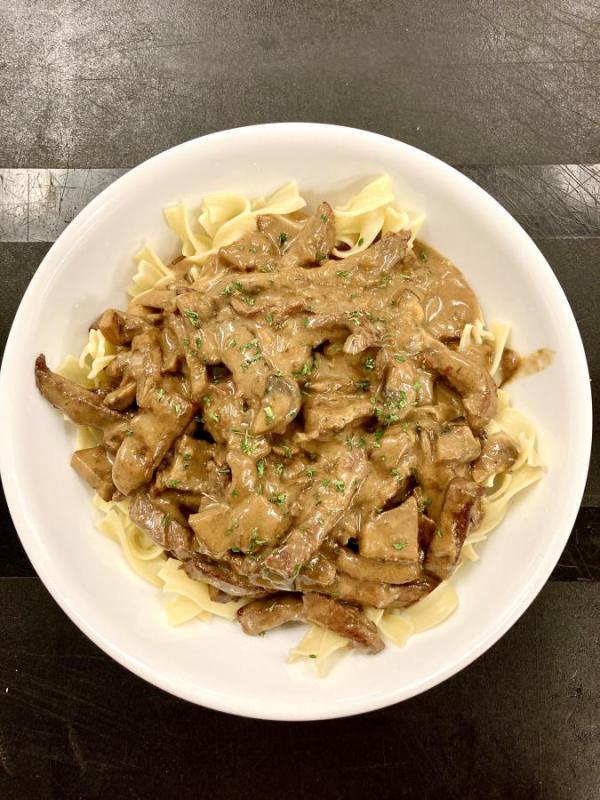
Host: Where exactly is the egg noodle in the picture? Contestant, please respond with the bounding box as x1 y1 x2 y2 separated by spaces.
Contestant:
58 177 543 677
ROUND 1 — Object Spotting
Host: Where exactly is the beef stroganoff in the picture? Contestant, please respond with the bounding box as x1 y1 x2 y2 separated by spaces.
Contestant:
35 177 544 675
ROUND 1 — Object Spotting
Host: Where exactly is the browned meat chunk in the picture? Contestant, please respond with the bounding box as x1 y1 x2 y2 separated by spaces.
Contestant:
155 436 218 495
263 448 368 578
95 309 151 345
129 493 194 560
111 393 195 495
422 342 497 431
71 446 115 501
35 355 124 429
302 593 384 653
280 202 336 268
189 495 286 559
424 478 484 579
334 547 423 585
435 424 481 463
359 496 420 562
472 432 518 483
302 394 373 437
103 381 137 411
237 594 303 635
183 556 269 598
219 232 277 271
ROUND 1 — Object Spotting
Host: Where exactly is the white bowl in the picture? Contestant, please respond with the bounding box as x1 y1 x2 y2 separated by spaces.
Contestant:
0 124 591 720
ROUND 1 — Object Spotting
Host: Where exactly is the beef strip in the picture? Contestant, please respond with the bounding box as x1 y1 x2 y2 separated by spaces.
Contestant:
334 547 423 585
35 355 124 429
95 309 152 345
111 392 195 495
71 446 115 501
129 493 194 560
472 433 519 484
280 202 336 268
302 593 384 653
183 556 270 598
237 594 304 635
359 496 420 562
424 478 484 579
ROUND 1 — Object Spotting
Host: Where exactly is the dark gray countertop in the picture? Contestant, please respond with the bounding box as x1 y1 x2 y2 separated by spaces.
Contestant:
1 2 599 798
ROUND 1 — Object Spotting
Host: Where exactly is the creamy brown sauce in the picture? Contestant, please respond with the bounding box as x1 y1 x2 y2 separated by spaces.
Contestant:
34 200 523 653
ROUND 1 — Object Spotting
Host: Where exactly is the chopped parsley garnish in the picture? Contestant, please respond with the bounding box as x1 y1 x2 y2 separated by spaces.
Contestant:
265 312 274 325
336 270 350 278
278 232 287 248
156 388 166 401
281 443 292 458
320 213 328 223
166 479 180 488
172 401 183 416
419 250 429 262
240 430 255 455
413 381 421 392
315 250 326 262
271 493 286 506
390 468 402 480
231 488 238 497
333 480 346 494
355 380 369 392
364 356 376 371
393 540 408 550
256 459 266 477
161 513 171 529
357 236 364 246
195 337 202 349
394 354 406 363
125 429 134 437
435 528 444 537
182 452 192 468
348 310 362 327
249 529 268 554
184 309 200 327
264 405 275 425
182 337 190 348
230 546 242 554
309 654 317 659
321 479 330 488
302 317 310 328
305 467 316 478
203 395 211 407
210 411 220 422
275 462 284 476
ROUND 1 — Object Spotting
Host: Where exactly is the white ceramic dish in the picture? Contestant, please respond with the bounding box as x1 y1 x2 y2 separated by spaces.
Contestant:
0 124 591 721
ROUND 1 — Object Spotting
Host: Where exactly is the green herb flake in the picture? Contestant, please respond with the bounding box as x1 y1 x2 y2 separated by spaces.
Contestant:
394 354 406 363
281 443 292 459
336 270 350 278
419 250 429 262
275 462 284 476
125 429 134 437
393 540 408 550
413 381 421 392
320 213 329 223
210 411 220 422
230 546 242 554
315 250 326 262
231 488 239 497
309 654 318 659
184 309 200 327
435 528 444 538
278 232 287 248
161 513 171 529
357 236 365 246
182 337 190 348
302 317 310 328
156 388 166 401
355 380 369 392
256 459 266 477
333 480 346 494
264 405 275 425
305 467 316 478
364 356 376 371
271 493 286 507
166 479 180 488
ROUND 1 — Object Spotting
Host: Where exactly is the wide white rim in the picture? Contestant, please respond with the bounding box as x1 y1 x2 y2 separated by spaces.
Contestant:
0 123 592 720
